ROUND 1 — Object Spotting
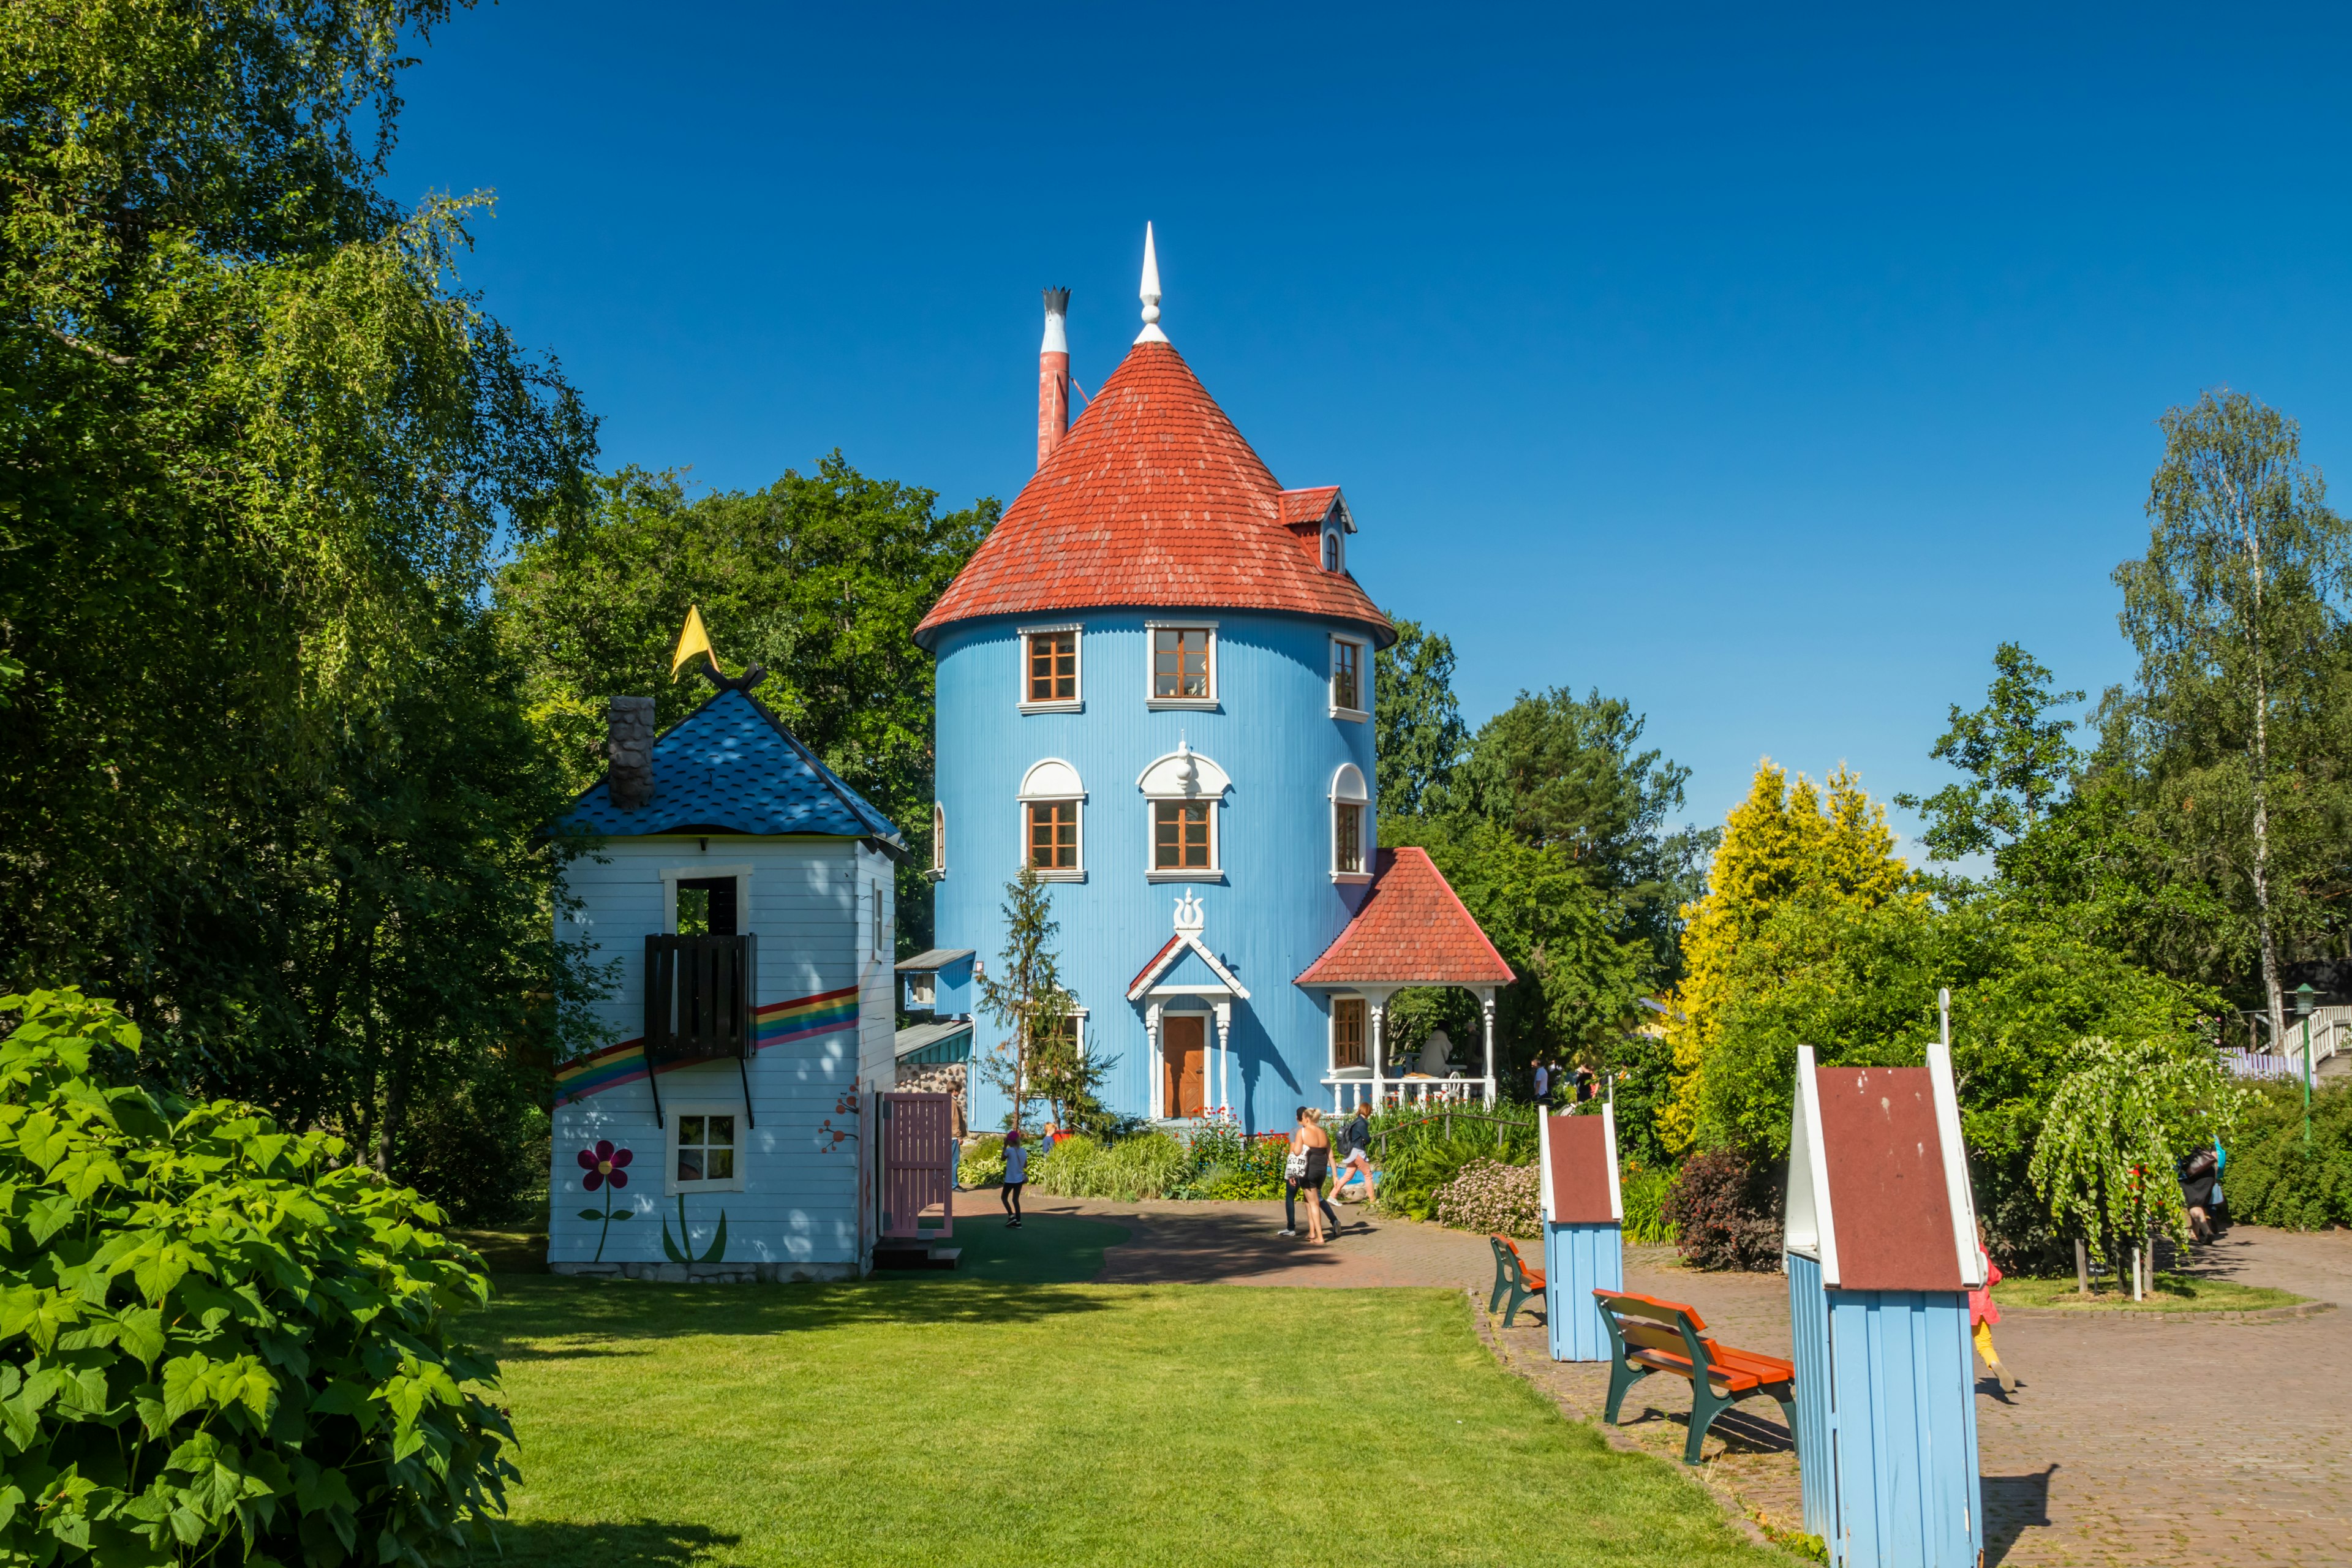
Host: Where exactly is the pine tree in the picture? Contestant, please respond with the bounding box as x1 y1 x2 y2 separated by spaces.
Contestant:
1659 761 1908 1152
976 866 1079 1134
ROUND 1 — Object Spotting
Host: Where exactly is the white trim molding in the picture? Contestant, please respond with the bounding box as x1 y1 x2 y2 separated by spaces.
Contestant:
1017 759 1086 883
1144 619 1219 710
1018 622 1084 713
1329 633 1370 720
663 1102 749 1196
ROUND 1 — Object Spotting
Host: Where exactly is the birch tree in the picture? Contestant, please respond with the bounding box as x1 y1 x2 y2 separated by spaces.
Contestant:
2111 391 2350 1049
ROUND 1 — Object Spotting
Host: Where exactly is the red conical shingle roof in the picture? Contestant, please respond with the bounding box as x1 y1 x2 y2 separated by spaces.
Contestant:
914 341 1393 647
1295 848 1517 987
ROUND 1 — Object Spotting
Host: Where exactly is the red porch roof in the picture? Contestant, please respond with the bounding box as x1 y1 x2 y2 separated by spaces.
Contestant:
1295 847 1515 987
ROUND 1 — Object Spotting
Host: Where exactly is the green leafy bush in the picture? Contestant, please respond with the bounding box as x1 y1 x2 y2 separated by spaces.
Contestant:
958 1136 1005 1189
0 989 513 1566
1366 1107 1537 1221
1432 1159 1539 1237
1619 1159 1678 1245
1028 1134 1192 1202
1164 1122 1292 1200
2220 1081 2352 1231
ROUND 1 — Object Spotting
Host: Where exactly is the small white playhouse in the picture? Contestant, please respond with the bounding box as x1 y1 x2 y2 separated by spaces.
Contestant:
544 676 923 1281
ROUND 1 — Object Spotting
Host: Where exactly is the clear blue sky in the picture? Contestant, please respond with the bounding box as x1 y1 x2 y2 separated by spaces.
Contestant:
388 2 2352 849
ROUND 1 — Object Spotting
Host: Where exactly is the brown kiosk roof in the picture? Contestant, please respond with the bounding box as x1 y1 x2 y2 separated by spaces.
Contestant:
1814 1065 1964 1292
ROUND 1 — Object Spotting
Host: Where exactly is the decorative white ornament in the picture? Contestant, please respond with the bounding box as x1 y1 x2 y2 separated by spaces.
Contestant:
1136 222 1168 344
1173 889 1205 934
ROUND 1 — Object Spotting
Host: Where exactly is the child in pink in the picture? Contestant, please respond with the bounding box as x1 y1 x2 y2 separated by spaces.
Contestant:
1970 1229 2013 1394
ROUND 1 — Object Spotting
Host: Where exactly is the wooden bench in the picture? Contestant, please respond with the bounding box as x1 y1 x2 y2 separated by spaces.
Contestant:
1487 1235 1545 1327
1592 1289 1796 1465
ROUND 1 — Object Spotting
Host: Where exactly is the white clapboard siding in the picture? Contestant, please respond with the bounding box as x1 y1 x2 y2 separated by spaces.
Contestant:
547 834 897 1276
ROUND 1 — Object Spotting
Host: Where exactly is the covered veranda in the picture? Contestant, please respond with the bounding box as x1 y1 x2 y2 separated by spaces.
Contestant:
1295 847 1518 1111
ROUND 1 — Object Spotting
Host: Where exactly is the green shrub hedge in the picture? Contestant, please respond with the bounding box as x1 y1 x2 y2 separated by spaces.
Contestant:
1026 1134 1193 1202
2222 1080 2352 1231
0 989 513 1566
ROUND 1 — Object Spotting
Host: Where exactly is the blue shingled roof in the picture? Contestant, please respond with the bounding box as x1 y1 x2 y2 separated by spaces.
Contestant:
554 689 904 849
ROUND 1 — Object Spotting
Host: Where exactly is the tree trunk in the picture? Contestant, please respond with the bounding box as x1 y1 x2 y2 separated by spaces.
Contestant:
2239 480 2288 1052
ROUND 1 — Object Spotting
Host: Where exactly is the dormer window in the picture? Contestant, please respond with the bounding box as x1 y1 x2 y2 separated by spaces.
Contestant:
1147 623 1216 708
1322 527 1343 572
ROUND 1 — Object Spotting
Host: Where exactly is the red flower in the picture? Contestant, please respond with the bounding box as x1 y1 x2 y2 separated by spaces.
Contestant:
577 1140 633 1192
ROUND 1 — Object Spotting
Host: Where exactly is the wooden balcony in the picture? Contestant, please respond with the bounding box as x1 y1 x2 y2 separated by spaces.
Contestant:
644 933 758 1071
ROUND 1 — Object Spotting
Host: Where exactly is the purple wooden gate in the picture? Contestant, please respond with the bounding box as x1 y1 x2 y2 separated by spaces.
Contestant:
878 1092 954 1239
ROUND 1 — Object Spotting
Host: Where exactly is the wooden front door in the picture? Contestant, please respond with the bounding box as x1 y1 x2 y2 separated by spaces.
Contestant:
1164 1016 1207 1118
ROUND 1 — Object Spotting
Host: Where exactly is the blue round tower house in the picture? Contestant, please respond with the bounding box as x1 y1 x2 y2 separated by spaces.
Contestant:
919 234 1513 1133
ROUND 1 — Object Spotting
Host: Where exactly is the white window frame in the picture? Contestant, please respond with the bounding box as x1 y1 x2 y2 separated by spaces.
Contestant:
1145 620 1219 710
1146 797 1220 883
664 1102 748 1196
930 802 946 880
1329 764 1372 883
1322 526 1344 573
1017 758 1087 883
1330 635 1369 721
1019 623 1084 713
658 864 754 934
907 972 937 1009
873 884 888 959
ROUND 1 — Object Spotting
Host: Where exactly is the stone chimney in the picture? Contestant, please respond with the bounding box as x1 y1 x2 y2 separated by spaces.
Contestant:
1038 287 1071 468
607 696 655 809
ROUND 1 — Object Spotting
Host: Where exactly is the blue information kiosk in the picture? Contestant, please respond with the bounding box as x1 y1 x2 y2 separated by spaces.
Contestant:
1539 1102 1625 1362
1784 1041 1987 1568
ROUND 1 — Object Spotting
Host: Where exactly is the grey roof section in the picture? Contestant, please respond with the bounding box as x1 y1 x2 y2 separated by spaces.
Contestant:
554 689 903 852
897 948 976 973
894 1019 974 1059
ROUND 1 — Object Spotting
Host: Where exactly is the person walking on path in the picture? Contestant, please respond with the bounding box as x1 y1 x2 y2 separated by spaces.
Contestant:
1332 1104 1376 1208
1970 1227 2013 1395
1001 1129 1029 1229
1281 1107 1337 1243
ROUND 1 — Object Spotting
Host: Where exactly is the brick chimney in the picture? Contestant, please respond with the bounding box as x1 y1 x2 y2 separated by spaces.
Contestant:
1038 287 1071 468
607 696 655 809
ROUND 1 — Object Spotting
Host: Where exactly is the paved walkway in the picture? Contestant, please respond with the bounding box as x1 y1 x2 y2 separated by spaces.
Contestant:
989 1189 2352 1566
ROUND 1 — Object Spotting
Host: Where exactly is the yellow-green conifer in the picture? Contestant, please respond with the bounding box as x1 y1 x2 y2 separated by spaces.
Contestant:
1658 761 1907 1152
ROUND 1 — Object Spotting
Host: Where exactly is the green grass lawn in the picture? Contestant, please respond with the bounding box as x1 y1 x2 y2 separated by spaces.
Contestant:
1992 1271 2307 1312
472 1217 1777 1568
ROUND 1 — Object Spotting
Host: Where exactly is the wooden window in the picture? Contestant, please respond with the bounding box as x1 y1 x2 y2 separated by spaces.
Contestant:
1335 802 1364 875
1152 627 1212 699
1028 801 1079 870
931 802 945 874
666 1106 746 1193
1026 630 1077 704
1153 801 1212 870
1332 639 1362 712
1333 998 1366 1069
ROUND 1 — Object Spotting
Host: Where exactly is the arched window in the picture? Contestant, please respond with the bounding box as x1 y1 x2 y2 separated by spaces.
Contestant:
1136 744 1232 881
1330 763 1370 880
1322 527 1343 573
930 801 946 876
1018 759 1086 881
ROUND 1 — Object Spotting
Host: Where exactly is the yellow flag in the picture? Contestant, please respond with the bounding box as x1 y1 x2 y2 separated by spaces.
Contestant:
671 605 717 680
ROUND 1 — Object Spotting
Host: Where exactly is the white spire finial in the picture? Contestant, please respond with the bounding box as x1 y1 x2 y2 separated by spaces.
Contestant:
1136 222 1168 344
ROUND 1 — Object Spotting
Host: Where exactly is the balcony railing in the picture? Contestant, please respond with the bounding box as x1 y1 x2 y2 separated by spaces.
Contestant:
643 934 758 1126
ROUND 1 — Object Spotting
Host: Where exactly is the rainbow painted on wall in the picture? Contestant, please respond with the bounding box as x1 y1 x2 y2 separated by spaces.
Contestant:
554 986 860 1104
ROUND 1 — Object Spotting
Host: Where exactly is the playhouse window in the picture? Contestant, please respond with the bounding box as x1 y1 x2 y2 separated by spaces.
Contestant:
1024 628 1079 706
1028 801 1079 871
1153 801 1213 871
1331 637 1366 716
676 877 739 937
677 1114 738 1189
1333 997 1366 1069
1150 626 1213 704
908 972 936 1008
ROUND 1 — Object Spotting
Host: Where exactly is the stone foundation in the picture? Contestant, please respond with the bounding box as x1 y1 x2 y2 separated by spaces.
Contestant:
551 1259 861 1284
